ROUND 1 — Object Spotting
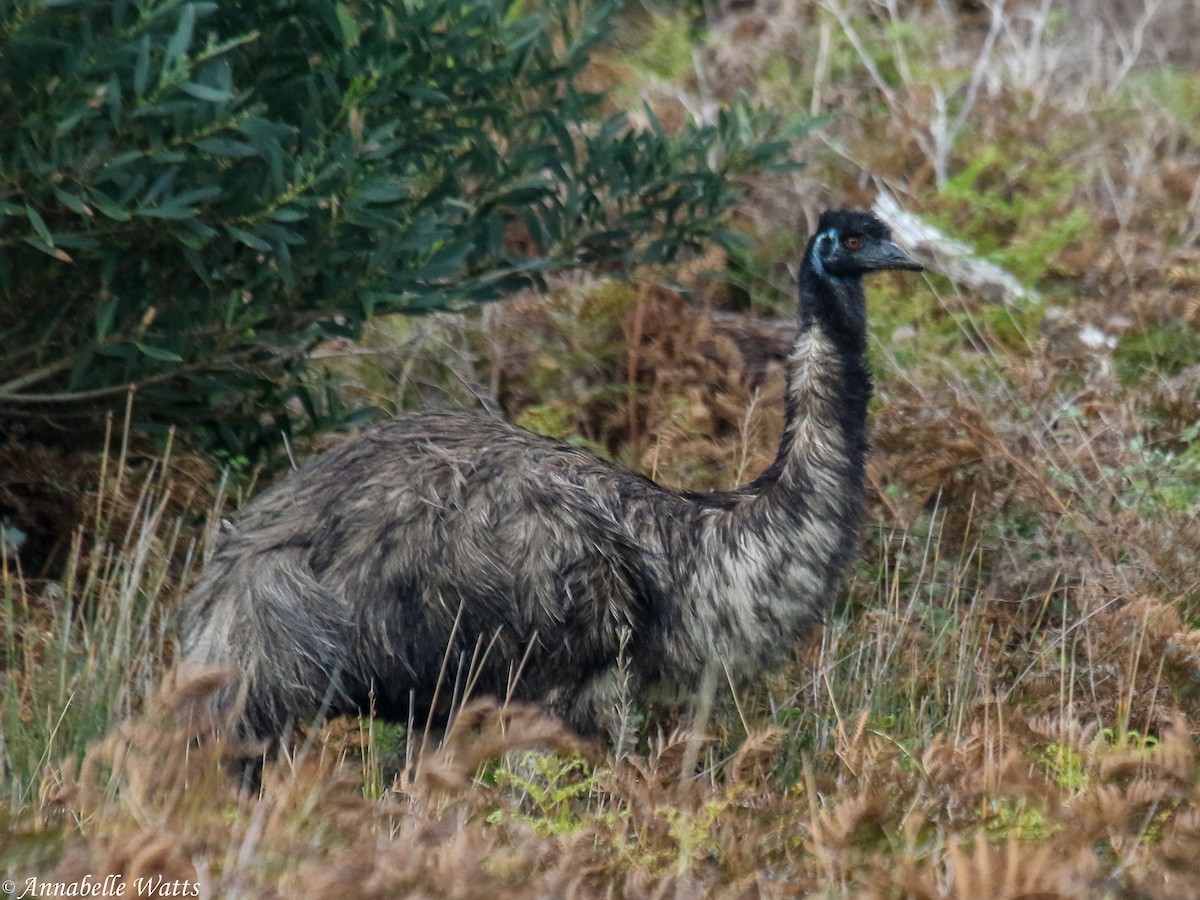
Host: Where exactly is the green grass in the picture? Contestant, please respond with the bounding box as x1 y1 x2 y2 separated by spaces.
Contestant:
2 429 203 808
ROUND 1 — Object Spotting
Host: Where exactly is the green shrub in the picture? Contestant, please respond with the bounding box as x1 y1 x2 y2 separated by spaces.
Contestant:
0 0 795 457
933 140 1096 286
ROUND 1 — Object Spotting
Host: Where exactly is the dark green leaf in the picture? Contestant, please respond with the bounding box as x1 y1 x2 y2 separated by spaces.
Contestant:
335 3 359 48
135 342 184 362
195 137 259 158
163 4 196 77
228 226 271 252
95 299 118 341
24 205 55 245
134 34 151 96
22 236 72 262
181 82 233 102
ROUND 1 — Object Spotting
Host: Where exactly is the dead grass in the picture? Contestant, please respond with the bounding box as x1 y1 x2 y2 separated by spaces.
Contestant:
6 0 1200 896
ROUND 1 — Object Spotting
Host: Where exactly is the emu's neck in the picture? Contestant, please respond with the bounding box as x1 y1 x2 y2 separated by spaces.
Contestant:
665 268 871 680
767 266 872 515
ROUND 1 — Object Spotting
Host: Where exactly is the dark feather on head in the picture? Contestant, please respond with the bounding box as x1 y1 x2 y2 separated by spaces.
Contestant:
816 209 892 242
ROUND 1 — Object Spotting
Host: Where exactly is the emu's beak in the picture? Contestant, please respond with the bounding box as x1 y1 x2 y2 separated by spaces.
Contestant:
865 240 924 272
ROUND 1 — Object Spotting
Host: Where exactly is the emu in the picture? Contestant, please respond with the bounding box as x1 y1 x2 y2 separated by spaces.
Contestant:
180 209 922 753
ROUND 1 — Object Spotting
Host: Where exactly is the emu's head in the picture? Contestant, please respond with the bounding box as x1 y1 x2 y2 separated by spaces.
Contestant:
801 209 923 338
809 209 923 279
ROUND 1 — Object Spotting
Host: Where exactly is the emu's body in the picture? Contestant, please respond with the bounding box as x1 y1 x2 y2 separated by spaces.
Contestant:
180 209 921 746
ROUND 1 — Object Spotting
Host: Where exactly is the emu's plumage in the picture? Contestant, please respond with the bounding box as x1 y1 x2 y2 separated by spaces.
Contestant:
180 209 922 747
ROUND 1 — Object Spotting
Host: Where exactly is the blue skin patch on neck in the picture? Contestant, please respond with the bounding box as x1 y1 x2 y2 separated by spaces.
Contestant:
810 231 837 280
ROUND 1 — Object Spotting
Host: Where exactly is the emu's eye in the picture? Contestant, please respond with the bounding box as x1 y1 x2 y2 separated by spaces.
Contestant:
844 236 862 250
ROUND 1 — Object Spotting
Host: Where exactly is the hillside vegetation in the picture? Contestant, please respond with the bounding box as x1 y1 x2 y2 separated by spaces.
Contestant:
5 0 1200 897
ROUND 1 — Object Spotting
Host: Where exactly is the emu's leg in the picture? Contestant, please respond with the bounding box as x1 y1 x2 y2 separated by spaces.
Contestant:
563 661 642 757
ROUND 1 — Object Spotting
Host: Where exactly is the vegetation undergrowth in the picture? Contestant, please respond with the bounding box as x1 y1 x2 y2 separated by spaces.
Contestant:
5 0 1200 897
